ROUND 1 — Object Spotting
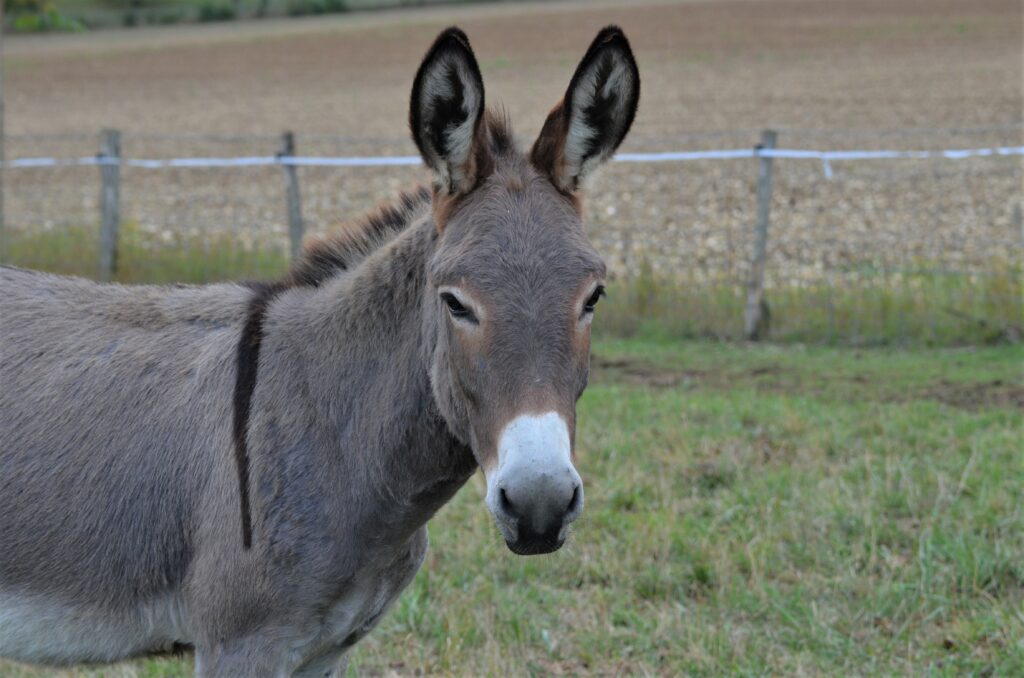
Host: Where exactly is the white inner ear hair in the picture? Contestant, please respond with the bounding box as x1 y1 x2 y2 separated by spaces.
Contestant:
564 52 632 188
420 55 481 194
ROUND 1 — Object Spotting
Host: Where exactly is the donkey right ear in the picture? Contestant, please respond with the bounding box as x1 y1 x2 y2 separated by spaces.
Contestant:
410 27 488 196
531 26 640 193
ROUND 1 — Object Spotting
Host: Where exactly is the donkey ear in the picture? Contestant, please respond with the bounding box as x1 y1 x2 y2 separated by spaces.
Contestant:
410 27 488 195
531 26 640 193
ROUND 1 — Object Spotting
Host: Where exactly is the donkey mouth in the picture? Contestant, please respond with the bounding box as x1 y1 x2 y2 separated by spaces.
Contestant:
506 536 566 556
503 523 567 556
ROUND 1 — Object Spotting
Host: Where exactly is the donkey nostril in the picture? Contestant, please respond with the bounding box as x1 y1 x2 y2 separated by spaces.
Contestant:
498 487 515 516
567 485 581 514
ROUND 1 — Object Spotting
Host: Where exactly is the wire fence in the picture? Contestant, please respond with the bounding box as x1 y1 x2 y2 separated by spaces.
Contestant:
2 124 1021 344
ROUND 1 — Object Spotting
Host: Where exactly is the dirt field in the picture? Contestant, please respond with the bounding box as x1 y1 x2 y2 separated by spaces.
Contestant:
5 0 1022 136
3 0 1022 340
594 354 1024 410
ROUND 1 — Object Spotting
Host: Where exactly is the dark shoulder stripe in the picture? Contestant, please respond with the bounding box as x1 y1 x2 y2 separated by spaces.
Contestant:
233 281 286 549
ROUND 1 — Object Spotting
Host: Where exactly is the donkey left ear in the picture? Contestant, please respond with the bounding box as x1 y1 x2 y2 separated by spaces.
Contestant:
410 27 489 196
531 26 640 193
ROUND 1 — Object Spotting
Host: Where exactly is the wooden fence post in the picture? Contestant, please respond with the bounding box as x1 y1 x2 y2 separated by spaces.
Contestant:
1013 201 1022 244
98 129 122 282
0 55 6 265
744 129 777 340
280 131 304 260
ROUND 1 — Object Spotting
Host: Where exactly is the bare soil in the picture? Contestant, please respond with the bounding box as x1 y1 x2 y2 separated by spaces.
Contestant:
6 0 1021 136
920 379 1024 411
592 354 1024 411
4 0 1022 285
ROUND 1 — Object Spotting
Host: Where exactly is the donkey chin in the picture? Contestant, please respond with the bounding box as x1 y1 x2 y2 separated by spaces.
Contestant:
483 412 584 555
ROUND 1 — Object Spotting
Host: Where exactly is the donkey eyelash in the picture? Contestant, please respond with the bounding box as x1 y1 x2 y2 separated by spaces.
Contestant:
441 292 478 324
583 285 606 315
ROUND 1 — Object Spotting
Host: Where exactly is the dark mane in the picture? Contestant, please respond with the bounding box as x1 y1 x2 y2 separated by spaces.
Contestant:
287 186 431 287
287 110 517 288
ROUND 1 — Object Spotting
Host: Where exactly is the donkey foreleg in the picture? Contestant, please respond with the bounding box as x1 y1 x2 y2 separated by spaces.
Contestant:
193 634 295 678
291 649 349 678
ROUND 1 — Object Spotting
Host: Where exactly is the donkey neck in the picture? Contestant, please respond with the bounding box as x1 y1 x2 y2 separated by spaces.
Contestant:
267 216 475 537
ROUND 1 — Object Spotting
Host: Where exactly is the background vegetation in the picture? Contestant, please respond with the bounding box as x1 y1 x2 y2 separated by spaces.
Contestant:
2 0 489 31
6 224 1020 347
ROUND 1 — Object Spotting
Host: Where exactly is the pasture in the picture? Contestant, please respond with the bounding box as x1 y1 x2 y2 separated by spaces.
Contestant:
1 236 1022 676
1 330 1021 675
2 0 1022 675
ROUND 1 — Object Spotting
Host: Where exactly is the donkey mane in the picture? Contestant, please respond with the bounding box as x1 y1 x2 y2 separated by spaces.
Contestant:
286 110 517 288
287 185 431 288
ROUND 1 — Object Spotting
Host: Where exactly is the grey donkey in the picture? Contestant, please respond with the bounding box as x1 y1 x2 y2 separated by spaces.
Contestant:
0 25 640 676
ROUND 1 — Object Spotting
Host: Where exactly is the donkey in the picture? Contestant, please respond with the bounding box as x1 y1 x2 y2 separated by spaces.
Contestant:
0 26 639 676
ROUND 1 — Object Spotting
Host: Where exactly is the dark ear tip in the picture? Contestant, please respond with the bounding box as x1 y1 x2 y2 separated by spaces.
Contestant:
432 26 473 53
592 25 631 50
595 25 625 39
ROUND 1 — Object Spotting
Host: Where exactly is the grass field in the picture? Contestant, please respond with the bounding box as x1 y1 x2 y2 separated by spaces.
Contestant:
6 224 1021 346
1 337 1021 676
2 239 1023 676
38 0 426 30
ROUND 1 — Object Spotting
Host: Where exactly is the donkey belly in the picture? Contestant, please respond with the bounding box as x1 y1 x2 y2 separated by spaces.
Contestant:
0 267 247 665
0 589 191 665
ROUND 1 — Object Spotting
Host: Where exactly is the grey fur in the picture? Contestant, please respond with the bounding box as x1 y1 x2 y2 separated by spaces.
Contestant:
0 25 638 675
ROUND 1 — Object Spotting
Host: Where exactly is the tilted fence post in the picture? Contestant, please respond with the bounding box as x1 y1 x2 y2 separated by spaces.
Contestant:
98 129 122 282
744 129 777 340
0 58 6 265
280 131 304 260
0 62 5 265
1014 201 1023 244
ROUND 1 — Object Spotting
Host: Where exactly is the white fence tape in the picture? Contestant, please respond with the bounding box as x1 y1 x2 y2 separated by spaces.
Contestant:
3 146 1022 179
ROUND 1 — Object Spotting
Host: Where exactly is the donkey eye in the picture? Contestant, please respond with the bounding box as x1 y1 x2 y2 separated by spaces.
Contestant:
583 286 605 315
441 292 477 323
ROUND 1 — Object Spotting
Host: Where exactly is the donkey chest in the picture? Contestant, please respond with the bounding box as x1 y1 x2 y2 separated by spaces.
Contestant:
292 528 428 662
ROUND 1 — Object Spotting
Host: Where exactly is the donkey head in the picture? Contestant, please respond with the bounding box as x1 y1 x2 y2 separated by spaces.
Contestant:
411 27 639 555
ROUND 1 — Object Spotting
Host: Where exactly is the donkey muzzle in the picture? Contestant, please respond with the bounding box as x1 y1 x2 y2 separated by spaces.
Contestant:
485 412 584 555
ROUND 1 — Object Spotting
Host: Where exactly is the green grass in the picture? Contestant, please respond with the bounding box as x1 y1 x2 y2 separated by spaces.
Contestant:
2 232 1024 675
26 0 494 29
4 222 288 285
1 338 1020 676
2 225 1022 674
346 340 1022 675
5 224 1020 346
597 258 1022 347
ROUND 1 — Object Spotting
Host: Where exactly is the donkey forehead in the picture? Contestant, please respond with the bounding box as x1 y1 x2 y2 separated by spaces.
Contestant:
430 176 606 289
